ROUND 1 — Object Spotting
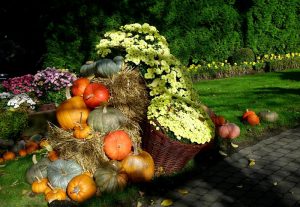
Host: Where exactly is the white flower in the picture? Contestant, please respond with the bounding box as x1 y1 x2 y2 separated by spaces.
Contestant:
0 92 12 99
7 93 36 109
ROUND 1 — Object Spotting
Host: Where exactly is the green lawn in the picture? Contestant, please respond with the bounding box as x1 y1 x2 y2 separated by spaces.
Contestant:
194 68 300 145
0 69 299 206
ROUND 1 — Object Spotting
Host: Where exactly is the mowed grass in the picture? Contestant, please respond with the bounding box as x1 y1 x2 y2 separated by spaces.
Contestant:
194 68 300 144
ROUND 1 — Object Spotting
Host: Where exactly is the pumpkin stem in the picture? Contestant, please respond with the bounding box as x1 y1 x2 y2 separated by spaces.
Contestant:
79 112 83 126
133 142 139 155
35 176 41 182
103 106 107 114
47 182 55 191
65 87 71 99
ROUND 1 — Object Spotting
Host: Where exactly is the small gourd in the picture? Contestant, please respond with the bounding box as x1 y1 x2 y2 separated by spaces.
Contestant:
258 111 278 122
32 177 49 194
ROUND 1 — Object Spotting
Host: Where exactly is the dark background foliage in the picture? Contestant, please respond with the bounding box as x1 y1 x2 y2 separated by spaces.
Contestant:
0 0 299 75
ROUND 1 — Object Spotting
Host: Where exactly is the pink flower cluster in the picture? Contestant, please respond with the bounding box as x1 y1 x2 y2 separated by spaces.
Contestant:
32 67 76 96
2 74 34 94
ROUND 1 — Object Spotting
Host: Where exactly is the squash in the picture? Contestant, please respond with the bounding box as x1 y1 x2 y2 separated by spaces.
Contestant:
25 141 39 154
247 114 260 126
218 123 240 139
80 56 123 77
73 124 92 139
45 187 67 203
83 83 110 108
258 111 278 122
56 96 90 130
88 106 127 134
3 151 16 161
32 177 49 194
242 109 256 120
121 148 154 182
47 159 83 190
71 77 90 96
48 151 59 161
103 130 132 161
67 173 97 202
26 155 51 184
212 115 226 126
18 149 27 157
94 161 128 193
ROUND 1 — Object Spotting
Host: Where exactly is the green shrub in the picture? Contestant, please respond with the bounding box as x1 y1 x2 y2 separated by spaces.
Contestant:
230 48 255 64
0 110 28 140
39 89 67 106
246 0 300 55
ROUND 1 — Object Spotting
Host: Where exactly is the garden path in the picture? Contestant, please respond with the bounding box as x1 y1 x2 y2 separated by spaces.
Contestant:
148 126 300 207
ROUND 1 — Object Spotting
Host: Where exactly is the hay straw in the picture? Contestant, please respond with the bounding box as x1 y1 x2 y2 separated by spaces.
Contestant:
93 65 149 123
47 121 142 173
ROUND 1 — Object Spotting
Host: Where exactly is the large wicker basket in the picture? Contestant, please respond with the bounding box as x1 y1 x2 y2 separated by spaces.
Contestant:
142 122 213 176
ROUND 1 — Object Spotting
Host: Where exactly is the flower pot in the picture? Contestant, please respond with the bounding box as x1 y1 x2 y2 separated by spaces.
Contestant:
142 122 214 176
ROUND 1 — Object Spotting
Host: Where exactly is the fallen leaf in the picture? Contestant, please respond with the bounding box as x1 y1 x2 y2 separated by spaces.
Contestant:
177 189 189 195
10 180 19 187
273 182 278 186
161 199 173 206
21 189 29 195
137 201 142 207
248 159 255 167
219 150 228 157
236 185 243 188
150 200 155 205
0 165 6 168
231 143 239 148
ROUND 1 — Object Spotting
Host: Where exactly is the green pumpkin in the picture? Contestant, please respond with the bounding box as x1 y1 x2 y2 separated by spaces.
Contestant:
94 161 128 193
87 106 127 134
258 111 279 122
47 159 83 190
80 56 123 77
25 157 51 184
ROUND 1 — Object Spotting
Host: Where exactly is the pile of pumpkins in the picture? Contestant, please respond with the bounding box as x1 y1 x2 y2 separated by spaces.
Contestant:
0 139 42 164
25 72 155 204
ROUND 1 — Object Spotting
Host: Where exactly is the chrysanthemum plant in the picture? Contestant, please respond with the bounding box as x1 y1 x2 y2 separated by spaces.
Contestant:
96 23 214 144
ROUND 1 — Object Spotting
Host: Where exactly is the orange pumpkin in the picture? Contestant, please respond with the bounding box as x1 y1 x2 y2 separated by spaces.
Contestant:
247 114 260 126
18 149 27 157
121 149 154 182
83 83 110 108
26 141 39 154
67 174 97 203
242 109 256 120
56 96 90 130
32 177 49 194
48 151 59 161
45 188 67 203
212 115 226 126
71 77 90 97
73 124 92 139
3 151 16 161
44 186 52 195
104 130 132 161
